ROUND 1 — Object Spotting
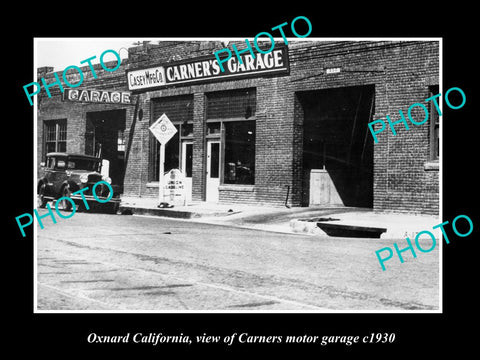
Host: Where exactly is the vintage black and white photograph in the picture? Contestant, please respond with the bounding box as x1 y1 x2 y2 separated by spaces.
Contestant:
32 37 442 312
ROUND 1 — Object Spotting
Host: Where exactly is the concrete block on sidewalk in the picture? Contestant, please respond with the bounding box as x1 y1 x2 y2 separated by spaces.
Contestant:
290 219 328 236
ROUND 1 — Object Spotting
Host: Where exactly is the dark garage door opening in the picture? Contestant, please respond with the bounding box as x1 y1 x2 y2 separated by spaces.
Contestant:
298 85 375 208
85 109 126 188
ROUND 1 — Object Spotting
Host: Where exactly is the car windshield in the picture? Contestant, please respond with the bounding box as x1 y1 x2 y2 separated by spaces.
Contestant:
67 157 101 171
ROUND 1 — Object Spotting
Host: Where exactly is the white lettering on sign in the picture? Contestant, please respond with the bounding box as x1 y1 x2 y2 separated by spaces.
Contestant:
163 169 186 205
64 89 130 104
326 67 341 74
126 47 289 91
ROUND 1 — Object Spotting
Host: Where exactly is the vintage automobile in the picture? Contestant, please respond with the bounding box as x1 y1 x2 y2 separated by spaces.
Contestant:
37 152 121 213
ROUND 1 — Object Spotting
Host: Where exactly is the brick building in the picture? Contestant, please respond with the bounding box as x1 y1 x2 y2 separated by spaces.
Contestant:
37 40 440 215
36 57 131 190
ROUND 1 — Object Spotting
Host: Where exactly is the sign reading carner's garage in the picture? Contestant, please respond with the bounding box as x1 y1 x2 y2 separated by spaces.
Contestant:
126 46 289 91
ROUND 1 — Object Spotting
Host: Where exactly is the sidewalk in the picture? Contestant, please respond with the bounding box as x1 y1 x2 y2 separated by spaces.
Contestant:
119 196 441 239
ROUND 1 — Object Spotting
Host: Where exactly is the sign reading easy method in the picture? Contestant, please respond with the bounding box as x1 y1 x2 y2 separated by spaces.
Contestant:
149 113 177 144
127 47 289 91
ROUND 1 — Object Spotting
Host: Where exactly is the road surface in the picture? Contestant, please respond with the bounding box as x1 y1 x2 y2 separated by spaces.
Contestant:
36 211 439 311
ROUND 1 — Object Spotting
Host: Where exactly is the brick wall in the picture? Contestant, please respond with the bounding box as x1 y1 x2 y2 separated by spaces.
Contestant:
192 93 206 201
37 40 439 214
287 41 439 214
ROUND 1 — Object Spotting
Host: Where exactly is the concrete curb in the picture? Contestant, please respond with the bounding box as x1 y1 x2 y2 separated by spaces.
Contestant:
119 197 441 240
118 205 240 219
119 206 196 219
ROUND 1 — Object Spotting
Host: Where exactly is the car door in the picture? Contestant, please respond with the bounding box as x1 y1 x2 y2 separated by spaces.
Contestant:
42 156 56 197
48 156 69 197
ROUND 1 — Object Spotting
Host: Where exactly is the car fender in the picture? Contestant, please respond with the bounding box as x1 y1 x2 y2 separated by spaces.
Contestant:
37 179 48 195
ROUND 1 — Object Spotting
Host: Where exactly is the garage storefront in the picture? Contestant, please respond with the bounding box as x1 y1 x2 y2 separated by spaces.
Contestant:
122 40 439 215
37 40 439 215
36 61 131 193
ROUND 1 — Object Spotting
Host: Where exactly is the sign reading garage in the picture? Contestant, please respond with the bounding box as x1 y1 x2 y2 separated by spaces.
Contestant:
63 89 131 104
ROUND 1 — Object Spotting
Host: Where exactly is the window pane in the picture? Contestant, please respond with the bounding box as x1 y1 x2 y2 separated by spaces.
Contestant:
181 123 193 137
57 141 67 153
207 89 256 119
207 122 221 135
153 141 160 180
44 120 67 157
67 157 100 171
164 125 180 173
151 95 193 123
46 142 56 154
183 144 193 177
185 143 193 178
46 123 56 142
224 121 255 185
58 122 67 141
210 142 219 178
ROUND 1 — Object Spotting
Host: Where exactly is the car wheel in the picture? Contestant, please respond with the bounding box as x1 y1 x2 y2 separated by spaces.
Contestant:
37 183 48 208
58 185 73 211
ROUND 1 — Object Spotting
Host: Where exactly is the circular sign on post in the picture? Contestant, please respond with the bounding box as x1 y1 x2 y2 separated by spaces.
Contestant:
149 113 177 145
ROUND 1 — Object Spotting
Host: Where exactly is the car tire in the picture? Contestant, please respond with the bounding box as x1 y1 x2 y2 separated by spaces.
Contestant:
37 183 48 208
58 185 73 211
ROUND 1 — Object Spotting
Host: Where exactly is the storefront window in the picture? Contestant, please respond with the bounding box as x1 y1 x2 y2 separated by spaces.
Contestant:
184 142 193 177
150 95 193 181
151 123 196 181
207 88 256 119
207 122 221 136
181 123 193 137
44 119 67 157
429 85 439 161
224 121 256 185
164 125 180 172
